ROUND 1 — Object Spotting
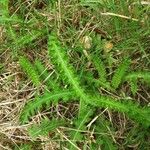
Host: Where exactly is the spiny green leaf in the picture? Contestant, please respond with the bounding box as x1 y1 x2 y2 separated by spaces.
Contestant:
19 56 40 86
130 78 138 95
20 90 75 124
111 57 131 89
125 71 150 86
48 33 87 115
85 95 150 127
91 54 107 83
47 33 150 127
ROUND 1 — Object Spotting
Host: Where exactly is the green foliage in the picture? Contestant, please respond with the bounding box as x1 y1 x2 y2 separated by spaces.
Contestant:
28 118 64 138
91 54 107 83
34 59 59 90
19 56 40 86
48 33 86 99
47 33 150 127
48 33 87 116
125 71 150 86
20 90 75 123
130 78 138 96
48 34 94 149
20 34 150 130
0 0 9 17
85 95 150 127
111 58 131 89
125 71 150 95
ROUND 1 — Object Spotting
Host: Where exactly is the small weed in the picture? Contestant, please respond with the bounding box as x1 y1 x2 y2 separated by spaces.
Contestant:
0 0 150 149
